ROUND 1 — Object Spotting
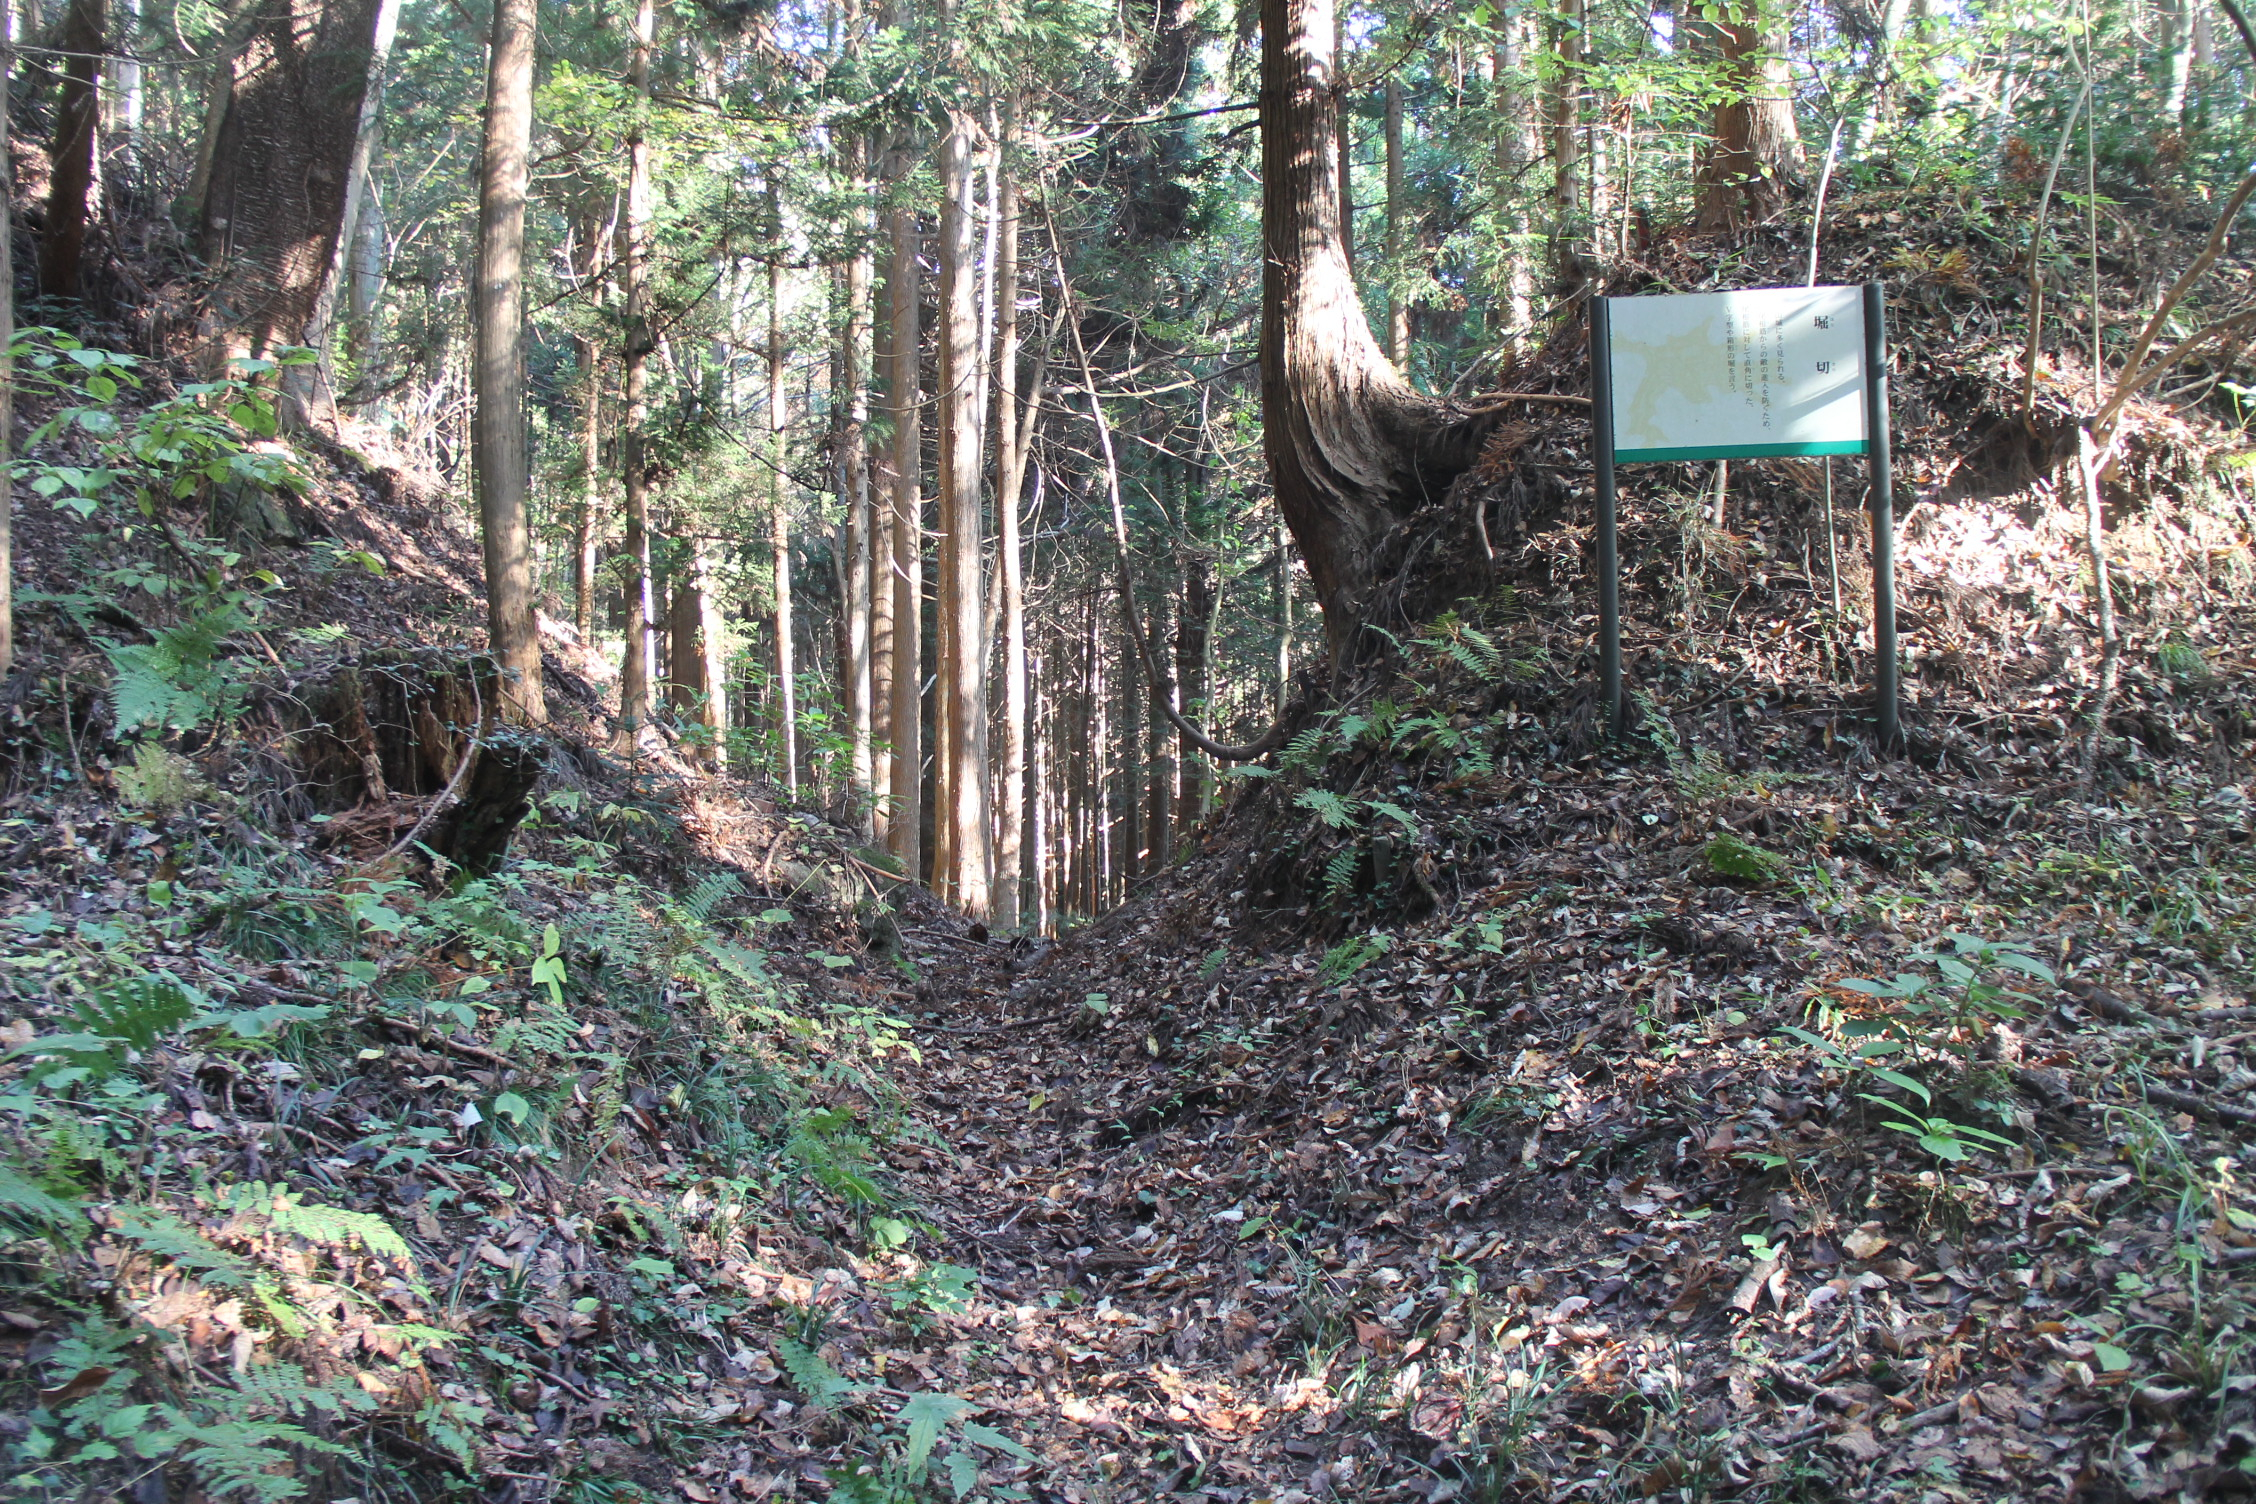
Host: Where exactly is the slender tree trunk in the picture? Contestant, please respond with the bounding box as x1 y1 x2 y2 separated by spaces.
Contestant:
0 23 12 677
936 103 990 915
347 184 388 373
472 0 543 725
1147 581 1174 871
869 256 897 845
574 337 602 639
1384 75 1409 366
1175 546 1213 832
1259 0 1493 661
886 160 924 881
1120 588 1145 877
40 0 102 299
1275 508 1293 713
198 0 386 358
1493 23 1538 338
102 0 140 165
1031 654 1049 931
2076 426 2121 788
992 129 1028 926
1548 0 1583 296
841 219 876 830
1082 595 1100 906
769 244 799 794
2165 0 2197 123
616 0 657 740
1692 0 1804 229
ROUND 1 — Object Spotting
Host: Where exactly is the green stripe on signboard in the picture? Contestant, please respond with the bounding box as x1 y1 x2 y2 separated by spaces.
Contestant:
1615 440 1869 462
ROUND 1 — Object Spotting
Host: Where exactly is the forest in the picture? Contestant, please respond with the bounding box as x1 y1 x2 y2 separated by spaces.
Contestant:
6 0 2256 1498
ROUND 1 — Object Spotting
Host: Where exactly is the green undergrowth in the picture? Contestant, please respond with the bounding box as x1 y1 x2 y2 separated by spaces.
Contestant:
0 795 957 1499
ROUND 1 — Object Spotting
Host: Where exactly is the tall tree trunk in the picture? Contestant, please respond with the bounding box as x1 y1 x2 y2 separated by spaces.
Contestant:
869 256 897 846
1692 0 1804 230
39 0 102 299
2165 0 2198 123
769 244 799 794
992 128 1028 926
1030 654 1049 931
102 0 141 165
1492 25 1538 339
669 543 725 767
472 0 543 725
198 0 387 358
1384 75 1409 366
841 219 876 831
1175 543 1213 832
885 155 924 881
0 23 12 678
1120 585 1145 877
936 103 990 915
1548 0 1583 296
1146 582 1174 871
1259 0 1493 662
616 0 657 739
574 337 602 639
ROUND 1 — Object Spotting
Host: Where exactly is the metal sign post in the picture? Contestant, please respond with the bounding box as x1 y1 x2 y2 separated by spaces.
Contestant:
1589 281 1898 746
1862 281 1898 748
1589 298 1622 738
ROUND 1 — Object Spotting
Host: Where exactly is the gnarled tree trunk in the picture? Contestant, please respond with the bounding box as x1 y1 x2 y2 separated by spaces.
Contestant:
1259 0 1492 663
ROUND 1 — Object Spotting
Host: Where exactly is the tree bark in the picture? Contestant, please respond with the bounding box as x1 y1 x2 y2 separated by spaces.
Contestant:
574 337 602 639
289 0 399 420
0 23 12 677
1692 0 1804 230
1146 582 1174 870
885 153 924 881
769 242 799 794
472 0 543 726
198 0 387 358
39 0 102 299
1548 0 1583 296
1492 25 1538 339
1176 539 1213 831
936 104 989 915
1384 74 1409 366
1259 0 1492 662
840 214 876 831
869 252 897 846
102 0 141 165
616 0 657 740
992 126 1029 926
668 542 726 767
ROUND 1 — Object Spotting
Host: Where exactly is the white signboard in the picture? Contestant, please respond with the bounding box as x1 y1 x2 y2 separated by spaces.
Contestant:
1606 286 1867 463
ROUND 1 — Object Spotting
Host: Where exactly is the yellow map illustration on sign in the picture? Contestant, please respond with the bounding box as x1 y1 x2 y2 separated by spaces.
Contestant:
1607 286 1867 462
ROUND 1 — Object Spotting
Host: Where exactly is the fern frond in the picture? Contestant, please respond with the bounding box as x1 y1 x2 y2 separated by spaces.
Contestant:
1295 789 1361 829
1320 848 1362 906
681 872 743 924
0 1164 80 1236
113 1208 251 1286
779 1336 865 1409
